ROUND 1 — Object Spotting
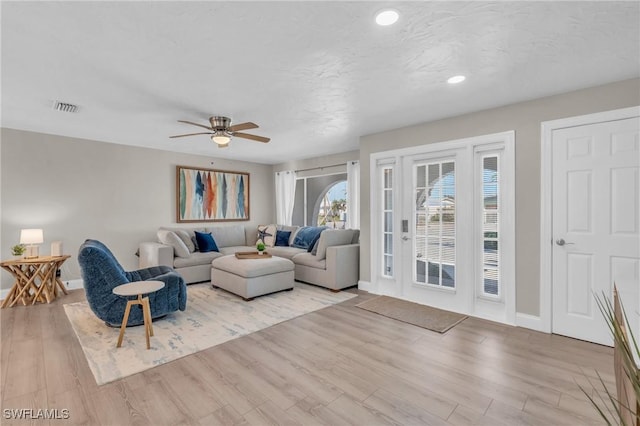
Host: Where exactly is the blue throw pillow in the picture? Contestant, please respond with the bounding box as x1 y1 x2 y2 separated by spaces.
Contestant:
292 226 326 250
275 230 291 247
307 231 324 252
194 231 219 252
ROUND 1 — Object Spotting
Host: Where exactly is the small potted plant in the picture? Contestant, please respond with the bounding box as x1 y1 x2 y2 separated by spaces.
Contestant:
11 244 26 259
256 240 266 255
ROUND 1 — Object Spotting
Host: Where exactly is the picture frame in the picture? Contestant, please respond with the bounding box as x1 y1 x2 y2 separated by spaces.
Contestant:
176 166 250 222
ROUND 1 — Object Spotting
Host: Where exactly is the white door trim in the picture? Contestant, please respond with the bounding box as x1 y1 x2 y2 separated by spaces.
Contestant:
539 106 640 333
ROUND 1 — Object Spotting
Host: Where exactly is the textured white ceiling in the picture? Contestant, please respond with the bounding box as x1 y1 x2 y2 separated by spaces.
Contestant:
2 1 639 164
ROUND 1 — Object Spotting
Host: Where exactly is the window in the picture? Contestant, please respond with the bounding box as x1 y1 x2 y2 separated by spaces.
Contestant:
291 172 347 227
317 181 347 228
415 160 456 288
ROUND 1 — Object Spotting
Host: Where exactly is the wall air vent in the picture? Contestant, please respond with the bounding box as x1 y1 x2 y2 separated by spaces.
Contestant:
53 101 78 113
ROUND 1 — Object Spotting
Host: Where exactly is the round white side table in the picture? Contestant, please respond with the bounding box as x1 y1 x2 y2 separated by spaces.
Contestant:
112 280 165 349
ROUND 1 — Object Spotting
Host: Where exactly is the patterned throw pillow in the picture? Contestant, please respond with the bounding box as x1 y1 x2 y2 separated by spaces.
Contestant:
257 224 277 247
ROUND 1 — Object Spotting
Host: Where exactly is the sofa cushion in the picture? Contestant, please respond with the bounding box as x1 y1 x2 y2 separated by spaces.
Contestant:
257 224 277 247
207 225 246 248
268 246 307 260
219 246 256 255
275 230 291 247
195 231 219 253
292 226 326 250
351 229 360 244
174 251 223 268
157 230 190 258
315 229 356 260
292 253 326 270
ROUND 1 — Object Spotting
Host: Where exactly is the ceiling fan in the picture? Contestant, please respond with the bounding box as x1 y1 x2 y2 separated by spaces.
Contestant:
170 116 270 148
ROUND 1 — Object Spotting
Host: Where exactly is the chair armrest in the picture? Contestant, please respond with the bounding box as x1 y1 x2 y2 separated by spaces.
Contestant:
127 265 174 282
147 269 188 311
326 244 359 288
139 242 174 269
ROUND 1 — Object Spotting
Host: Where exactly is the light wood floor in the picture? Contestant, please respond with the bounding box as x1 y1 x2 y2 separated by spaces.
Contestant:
1 287 613 425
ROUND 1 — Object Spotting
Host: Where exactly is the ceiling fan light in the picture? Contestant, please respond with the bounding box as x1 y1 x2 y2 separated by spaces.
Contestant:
211 133 231 145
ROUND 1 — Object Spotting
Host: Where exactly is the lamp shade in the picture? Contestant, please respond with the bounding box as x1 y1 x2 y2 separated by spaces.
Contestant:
20 228 44 245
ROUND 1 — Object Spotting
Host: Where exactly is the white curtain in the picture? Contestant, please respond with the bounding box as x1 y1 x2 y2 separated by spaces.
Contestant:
346 161 360 229
275 170 297 225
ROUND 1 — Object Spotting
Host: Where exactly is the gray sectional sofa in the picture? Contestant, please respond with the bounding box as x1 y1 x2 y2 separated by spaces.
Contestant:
138 224 360 291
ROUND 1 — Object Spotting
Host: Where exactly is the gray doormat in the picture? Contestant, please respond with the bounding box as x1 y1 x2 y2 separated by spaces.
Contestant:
356 295 467 333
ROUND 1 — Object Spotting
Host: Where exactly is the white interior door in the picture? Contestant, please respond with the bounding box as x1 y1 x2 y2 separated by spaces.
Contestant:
552 116 640 346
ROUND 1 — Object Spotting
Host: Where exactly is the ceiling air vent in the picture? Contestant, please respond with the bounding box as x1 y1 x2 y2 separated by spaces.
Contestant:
53 101 78 113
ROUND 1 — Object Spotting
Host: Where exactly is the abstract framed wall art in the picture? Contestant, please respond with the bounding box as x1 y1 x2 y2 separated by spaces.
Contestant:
176 166 250 222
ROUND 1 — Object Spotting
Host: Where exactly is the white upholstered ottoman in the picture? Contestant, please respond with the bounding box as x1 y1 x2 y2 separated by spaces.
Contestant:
211 255 295 300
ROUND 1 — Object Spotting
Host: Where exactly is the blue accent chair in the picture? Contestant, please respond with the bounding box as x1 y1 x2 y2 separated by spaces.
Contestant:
78 239 187 327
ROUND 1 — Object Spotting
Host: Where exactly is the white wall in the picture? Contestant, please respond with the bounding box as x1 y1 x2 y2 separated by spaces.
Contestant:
0 129 275 289
359 78 640 317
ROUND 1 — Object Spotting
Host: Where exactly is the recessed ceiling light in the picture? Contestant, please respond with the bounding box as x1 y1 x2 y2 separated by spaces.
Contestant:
447 75 466 84
376 10 399 26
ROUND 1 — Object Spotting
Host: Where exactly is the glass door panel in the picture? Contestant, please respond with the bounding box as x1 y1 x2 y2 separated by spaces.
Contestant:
381 167 394 277
414 160 456 288
481 155 500 297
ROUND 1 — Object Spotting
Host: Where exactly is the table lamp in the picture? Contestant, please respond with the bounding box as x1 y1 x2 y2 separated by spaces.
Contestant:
20 228 44 259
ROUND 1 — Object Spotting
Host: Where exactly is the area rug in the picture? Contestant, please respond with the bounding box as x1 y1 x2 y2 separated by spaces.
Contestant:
64 283 356 385
356 295 467 333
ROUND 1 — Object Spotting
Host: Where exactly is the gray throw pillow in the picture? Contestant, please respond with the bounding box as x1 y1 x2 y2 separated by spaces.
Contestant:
157 230 190 258
175 230 196 253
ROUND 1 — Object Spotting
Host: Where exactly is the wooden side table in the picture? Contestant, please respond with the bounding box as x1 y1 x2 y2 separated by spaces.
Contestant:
112 280 165 350
1 255 70 308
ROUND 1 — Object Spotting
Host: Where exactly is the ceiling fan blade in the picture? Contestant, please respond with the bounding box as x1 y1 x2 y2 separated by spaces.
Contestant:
233 132 270 143
228 122 258 132
177 120 213 131
169 132 212 138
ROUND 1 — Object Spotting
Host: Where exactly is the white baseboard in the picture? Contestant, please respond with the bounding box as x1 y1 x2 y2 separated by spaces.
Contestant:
515 312 546 332
65 279 84 291
1 279 84 302
357 280 375 293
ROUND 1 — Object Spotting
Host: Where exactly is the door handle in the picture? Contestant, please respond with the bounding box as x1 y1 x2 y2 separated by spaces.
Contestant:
401 235 411 241
555 238 574 246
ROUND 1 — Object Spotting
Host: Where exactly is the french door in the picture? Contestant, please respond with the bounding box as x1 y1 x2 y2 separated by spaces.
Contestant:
401 153 470 314
371 132 515 324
